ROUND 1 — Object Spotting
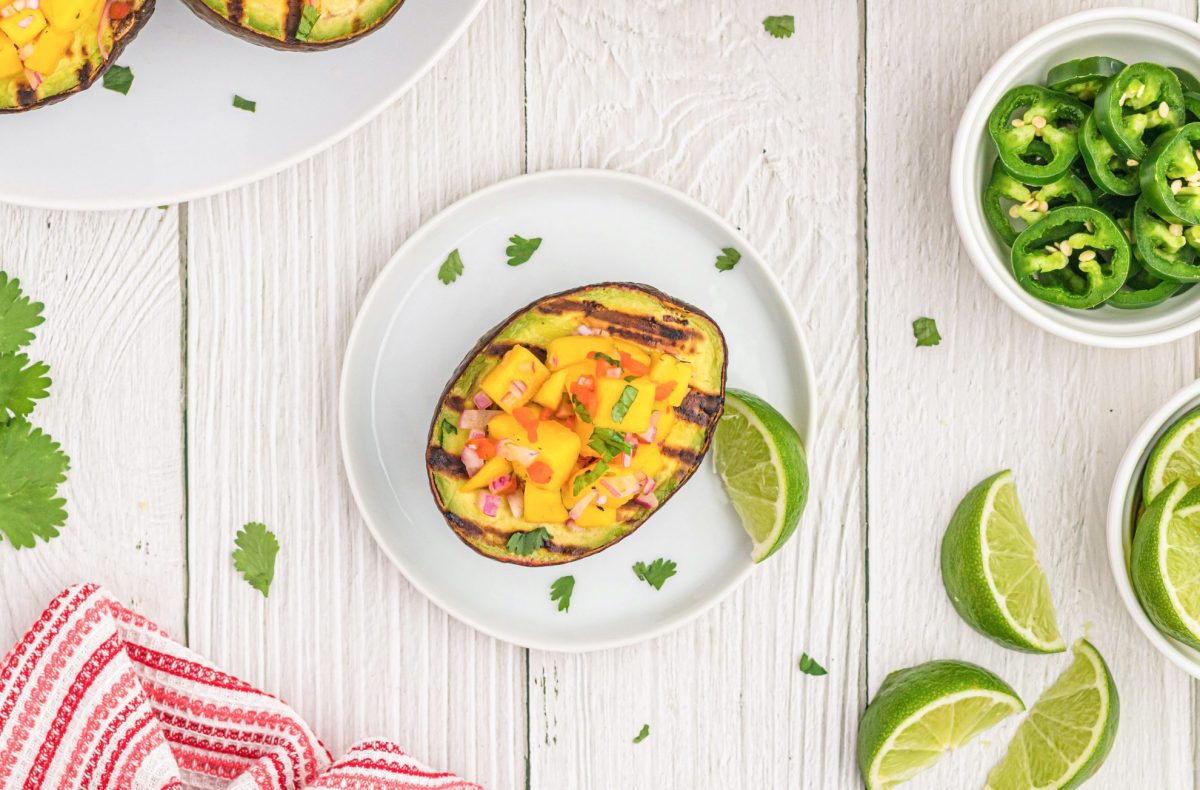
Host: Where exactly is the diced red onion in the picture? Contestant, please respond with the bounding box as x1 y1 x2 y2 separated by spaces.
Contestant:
610 475 642 497
634 492 659 509
638 412 660 443
506 493 523 519
459 409 500 430
473 392 493 409
489 475 513 495
641 477 657 495
469 429 485 440
549 355 558 368
461 446 485 476
568 491 595 521
478 492 500 517
620 453 632 468
97 0 113 59
601 479 621 497
564 518 581 532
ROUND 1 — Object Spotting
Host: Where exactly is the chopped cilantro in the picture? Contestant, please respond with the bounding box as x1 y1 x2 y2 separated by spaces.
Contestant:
588 428 633 461
571 397 593 425
437 417 457 445
438 250 464 284
506 235 543 266
102 65 134 95
232 95 257 113
0 273 43 354
610 384 639 424
507 527 551 556
573 461 608 496
550 575 574 612
590 351 619 366
633 724 649 743
763 15 795 38
714 247 741 272
233 522 279 597
912 317 941 347
632 558 677 590
799 653 827 676
0 354 49 420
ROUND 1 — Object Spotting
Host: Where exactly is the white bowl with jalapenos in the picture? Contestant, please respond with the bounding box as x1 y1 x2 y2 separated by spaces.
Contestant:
951 8 1200 347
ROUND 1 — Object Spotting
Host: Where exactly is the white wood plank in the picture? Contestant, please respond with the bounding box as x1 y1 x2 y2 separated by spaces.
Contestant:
524 2 865 787
866 2 1197 788
184 1 527 785
0 207 186 646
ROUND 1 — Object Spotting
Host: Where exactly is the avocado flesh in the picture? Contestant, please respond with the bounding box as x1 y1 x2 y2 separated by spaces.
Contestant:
426 282 728 566
191 0 402 48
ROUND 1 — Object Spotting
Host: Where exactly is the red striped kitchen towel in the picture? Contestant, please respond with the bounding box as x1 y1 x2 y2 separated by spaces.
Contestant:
0 584 482 789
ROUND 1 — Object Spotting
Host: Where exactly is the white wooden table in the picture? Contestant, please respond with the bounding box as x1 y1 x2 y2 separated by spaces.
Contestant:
1 1 1197 787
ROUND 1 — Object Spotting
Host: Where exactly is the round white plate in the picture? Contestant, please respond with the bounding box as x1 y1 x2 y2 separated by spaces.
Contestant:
340 170 817 652
0 0 485 210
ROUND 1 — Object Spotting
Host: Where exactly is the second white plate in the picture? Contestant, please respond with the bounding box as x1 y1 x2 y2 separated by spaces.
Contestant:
340 170 816 652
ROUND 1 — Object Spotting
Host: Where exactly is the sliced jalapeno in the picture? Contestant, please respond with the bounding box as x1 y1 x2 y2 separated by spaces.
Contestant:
1185 92 1200 123
1139 122 1200 225
988 85 1088 185
1079 111 1140 196
982 160 1093 245
1133 195 1200 281
1047 56 1126 103
1172 67 1200 95
1106 199 1185 307
1094 63 1185 160
1011 206 1130 309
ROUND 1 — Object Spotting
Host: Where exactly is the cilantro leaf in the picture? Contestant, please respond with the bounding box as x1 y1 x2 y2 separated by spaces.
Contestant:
0 354 49 419
232 95 256 113
573 461 608 496
507 527 551 556
102 65 134 95
799 653 827 676
233 522 279 597
571 397 593 425
0 419 69 549
438 250 464 285
588 428 633 461
714 247 741 272
0 273 44 354
550 575 574 612
633 724 649 744
295 3 320 41
632 558 677 590
763 15 795 38
591 351 619 366
506 235 543 267
437 417 457 445
912 317 941 347
610 385 639 424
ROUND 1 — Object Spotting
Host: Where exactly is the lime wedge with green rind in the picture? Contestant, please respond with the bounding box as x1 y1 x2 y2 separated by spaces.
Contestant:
985 639 1119 790
941 470 1065 653
1143 407 1200 503
713 388 808 562
857 659 1024 789
1131 480 1200 649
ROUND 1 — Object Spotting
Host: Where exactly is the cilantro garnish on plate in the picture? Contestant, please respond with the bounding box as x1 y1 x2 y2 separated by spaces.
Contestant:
763 15 795 39
551 575 574 612
103 65 134 95
233 522 280 597
438 250 464 284
714 247 741 272
506 235 543 267
632 558 677 590
0 274 44 352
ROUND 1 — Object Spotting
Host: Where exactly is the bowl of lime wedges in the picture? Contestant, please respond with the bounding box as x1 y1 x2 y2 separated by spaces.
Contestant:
1108 378 1200 678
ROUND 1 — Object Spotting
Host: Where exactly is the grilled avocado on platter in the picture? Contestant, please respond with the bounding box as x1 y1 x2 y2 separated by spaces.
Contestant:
184 0 403 50
0 0 152 111
426 282 728 566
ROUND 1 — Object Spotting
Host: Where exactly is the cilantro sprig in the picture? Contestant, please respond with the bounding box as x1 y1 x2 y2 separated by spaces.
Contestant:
633 724 650 744
508 527 551 556
551 575 574 612
573 461 608 496
799 653 827 676
232 95 257 113
0 273 44 353
506 235 543 267
571 397 593 425
233 522 280 597
438 250 464 284
763 15 795 39
632 558 677 590
714 247 741 272
912 317 941 347
0 354 49 420
102 65 134 95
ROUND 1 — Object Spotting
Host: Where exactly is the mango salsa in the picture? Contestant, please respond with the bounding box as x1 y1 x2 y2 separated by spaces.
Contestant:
480 346 550 412
650 353 693 407
546 335 615 370
592 376 656 433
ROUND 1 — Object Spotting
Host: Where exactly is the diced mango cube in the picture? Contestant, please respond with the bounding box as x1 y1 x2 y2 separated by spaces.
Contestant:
613 338 652 367
654 409 676 441
571 417 596 456
575 501 618 527
649 354 692 407
43 0 94 31
0 31 21 77
592 376 656 433
532 369 567 409
1 9 46 47
486 413 522 442
529 420 581 490
22 27 71 74
523 484 567 523
630 443 665 477
461 456 512 493
479 346 550 413
546 335 615 370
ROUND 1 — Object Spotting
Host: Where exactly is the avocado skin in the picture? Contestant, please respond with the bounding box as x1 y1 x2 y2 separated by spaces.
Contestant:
0 0 156 113
426 282 728 567
180 0 404 51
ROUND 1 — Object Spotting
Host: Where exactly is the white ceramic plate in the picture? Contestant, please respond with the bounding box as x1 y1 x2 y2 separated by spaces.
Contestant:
0 0 485 210
340 170 817 652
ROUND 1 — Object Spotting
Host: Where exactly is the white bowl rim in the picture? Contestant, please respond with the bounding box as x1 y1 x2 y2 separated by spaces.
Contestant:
950 6 1200 349
1106 377 1200 679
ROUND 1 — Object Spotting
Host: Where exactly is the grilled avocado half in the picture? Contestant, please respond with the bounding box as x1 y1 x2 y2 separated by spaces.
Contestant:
183 0 403 50
426 282 727 566
0 0 154 112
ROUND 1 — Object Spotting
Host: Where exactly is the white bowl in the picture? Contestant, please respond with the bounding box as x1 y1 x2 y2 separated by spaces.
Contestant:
1107 379 1200 678
950 7 1200 348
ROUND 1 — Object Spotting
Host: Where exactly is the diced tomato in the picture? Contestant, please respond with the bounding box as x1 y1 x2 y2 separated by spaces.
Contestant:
465 436 496 460
569 380 598 415
590 351 618 380
513 406 540 442
655 381 676 401
619 352 650 377
540 405 555 420
109 1 132 19
528 461 553 484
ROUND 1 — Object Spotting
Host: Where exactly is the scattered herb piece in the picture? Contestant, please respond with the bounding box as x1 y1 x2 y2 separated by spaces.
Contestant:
438 250 464 285
157 205 169 210
610 385 639 424
633 724 650 744
624 375 636 382
295 3 320 41
0 354 49 419
573 461 608 496
507 527 551 556
571 397 593 425
0 419 69 549
550 575 574 612
102 65 134 95
632 558 677 590
233 522 279 597
437 417 457 445
912 317 941 347
232 95 257 113
506 235 543 267
799 653 827 676
763 15 795 38
591 351 619 366
714 247 741 272
588 428 633 461
0 273 44 354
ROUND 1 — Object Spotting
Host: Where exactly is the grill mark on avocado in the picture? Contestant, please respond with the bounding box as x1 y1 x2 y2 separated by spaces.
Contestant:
487 341 547 362
282 0 301 38
444 394 467 413
427 447 467 478
15 84 36 108
674 391 723 426
77 61 93 88
534 298 703 350
227 0 244 24
660 445 702 467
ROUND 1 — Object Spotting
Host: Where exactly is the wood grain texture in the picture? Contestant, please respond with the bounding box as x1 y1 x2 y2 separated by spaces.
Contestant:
524 1 865 787
0 207 186 647
184 0 527 785
866 1 1198 787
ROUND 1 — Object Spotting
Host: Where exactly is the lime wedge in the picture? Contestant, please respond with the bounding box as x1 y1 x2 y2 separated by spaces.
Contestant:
941 470 1065 653
1143 407 1200 503
1131 480 1200 649
985 639 1119 790
857 659 1023 789
713 388 808 562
